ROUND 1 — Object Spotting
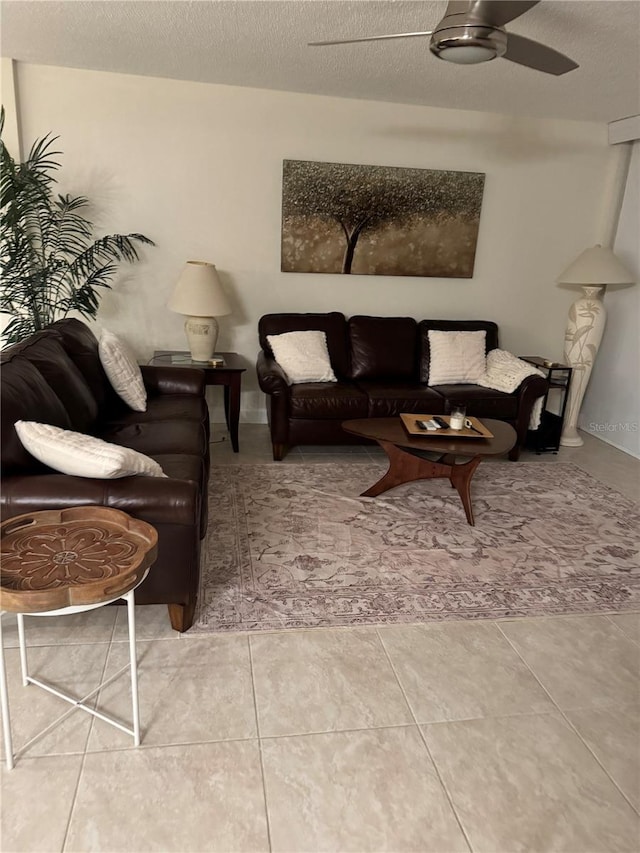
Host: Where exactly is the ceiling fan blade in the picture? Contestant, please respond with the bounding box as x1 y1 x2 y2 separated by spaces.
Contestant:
444 1 539 25
444 1 474 15
469 1 540 26
309 31 432 47
504 32 579 75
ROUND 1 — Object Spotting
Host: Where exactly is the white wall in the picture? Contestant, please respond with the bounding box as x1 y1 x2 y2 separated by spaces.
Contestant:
580 141 640 457
14 63 614 423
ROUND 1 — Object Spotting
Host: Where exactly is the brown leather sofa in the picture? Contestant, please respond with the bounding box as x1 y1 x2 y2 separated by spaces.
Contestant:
257 313 548 461
1 319 209 632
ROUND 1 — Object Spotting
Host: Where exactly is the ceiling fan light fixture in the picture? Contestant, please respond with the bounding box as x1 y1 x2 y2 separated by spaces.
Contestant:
436 44 497 64
308 2 578 77
429 24 507 65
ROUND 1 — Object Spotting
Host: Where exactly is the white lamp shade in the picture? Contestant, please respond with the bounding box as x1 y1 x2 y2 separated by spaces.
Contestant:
168 261 231 317
556 244 635 286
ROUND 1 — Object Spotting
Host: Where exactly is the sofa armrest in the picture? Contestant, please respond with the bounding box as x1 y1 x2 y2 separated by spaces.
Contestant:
140 365 206 396
0 474 200 528
256 351 289 395
515 373 549 406
511 374 550 457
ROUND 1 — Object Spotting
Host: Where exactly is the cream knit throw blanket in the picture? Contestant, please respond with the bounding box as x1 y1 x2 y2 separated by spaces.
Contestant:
476 350 545 429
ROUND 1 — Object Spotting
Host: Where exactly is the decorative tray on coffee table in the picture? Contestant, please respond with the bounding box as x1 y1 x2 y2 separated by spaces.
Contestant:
400 413 494 439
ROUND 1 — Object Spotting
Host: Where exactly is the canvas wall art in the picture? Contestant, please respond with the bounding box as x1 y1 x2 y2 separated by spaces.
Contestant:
281 159 485 278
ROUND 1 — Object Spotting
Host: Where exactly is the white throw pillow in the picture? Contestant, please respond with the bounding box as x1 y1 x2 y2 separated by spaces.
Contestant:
427 330 487 385
267 330 337 384
98 329 147 412
15 421 166 479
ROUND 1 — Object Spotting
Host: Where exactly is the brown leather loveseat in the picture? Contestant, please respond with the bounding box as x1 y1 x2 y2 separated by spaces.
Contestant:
257 313 548 461
1 319 209 632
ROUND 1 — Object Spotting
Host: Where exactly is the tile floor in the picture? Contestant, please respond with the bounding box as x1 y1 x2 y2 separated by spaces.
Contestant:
1 425 639 852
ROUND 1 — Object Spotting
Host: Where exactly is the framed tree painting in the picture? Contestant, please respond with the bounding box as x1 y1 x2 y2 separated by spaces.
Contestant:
281 159 485 277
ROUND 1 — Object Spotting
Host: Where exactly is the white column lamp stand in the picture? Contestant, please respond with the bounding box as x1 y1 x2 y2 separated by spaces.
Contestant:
168 261 231 362
557 245 635 447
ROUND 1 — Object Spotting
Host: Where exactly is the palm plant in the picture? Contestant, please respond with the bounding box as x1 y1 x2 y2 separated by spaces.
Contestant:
0 107 154 345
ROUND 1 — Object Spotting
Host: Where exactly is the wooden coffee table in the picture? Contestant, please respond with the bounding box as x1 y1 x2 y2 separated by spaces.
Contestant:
343 417 516 526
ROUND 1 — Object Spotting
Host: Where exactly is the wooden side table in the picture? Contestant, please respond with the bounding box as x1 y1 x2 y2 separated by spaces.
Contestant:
0 507 158 769
520 357 573 454
151 351 246 452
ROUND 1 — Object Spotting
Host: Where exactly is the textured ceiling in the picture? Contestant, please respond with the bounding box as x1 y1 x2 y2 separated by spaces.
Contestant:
1 0 639 123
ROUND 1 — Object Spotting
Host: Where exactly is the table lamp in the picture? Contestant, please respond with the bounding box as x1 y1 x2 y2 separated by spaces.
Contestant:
556 244 635 446
168 261 231 362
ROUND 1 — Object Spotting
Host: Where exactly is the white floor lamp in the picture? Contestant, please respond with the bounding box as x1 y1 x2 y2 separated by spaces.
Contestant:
557 244 635 447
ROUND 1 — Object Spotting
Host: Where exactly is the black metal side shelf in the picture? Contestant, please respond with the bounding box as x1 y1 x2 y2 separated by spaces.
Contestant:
520 356 573 454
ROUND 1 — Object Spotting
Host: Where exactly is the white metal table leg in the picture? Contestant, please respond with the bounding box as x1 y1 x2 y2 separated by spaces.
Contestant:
126 590 141 746
0 614 15 770
0 580 146 767
17 614 29 687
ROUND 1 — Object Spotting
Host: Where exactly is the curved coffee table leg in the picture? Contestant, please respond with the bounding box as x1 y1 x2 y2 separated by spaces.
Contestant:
449 456 482 526
361 441 452 497
362 440 482 526
439 454 458 487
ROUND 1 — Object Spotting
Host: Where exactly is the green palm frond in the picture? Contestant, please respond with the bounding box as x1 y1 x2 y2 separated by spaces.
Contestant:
68 233 154 279
0 106 155 346
2 314 38 344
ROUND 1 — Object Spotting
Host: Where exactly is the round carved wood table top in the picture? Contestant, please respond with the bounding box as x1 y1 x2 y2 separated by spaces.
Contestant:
1 507 158 613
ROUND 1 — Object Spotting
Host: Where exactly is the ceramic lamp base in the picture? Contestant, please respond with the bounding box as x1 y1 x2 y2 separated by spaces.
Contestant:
184 316 219 362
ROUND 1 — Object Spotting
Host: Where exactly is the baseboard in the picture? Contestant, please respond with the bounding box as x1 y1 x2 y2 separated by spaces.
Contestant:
205 414 640 456
582 428 640 460
208 411 268 427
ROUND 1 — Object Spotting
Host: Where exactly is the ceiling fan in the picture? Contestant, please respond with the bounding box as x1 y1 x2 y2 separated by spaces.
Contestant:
309 0 579 75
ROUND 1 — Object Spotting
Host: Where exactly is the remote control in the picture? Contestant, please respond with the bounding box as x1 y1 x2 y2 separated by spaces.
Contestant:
433 416 449 429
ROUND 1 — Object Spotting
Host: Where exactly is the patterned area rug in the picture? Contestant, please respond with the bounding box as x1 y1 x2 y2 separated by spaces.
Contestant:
193 462 640 633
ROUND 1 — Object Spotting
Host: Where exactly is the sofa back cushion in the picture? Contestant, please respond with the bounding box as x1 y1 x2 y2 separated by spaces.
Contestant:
418 320 498 384
48 318 119 415
1 357 72 475
259 313 349 378
2 331 100 432
348 316 418 381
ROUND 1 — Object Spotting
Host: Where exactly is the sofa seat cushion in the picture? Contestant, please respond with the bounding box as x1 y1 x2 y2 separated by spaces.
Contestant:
289 383 369 419
355 382 446 417
0 470 202 529
102 395 209 427
97 420 207 457
152 453 205 485
435 384 519 419
348 316 418 380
